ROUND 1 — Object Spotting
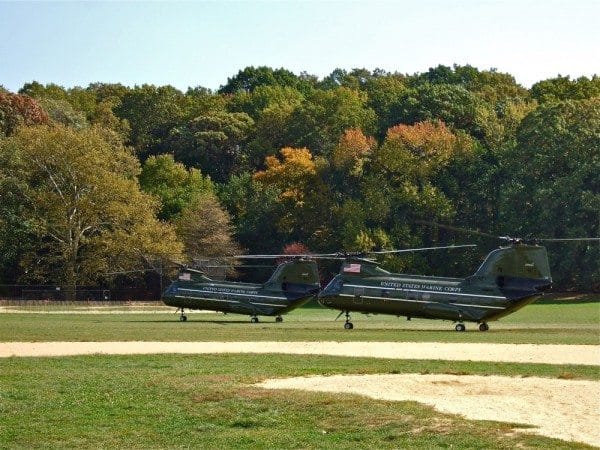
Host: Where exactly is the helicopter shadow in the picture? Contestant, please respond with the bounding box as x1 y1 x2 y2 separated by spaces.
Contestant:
125 317 281 325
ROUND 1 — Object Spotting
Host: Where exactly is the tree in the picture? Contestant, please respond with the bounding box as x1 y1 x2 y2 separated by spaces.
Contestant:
228 84 304 120
331 128 375 174
0 92 49 136
327 128 376 204
174 192 242 262
0 125 182 297
358 121 475 265
38 98 88 130
169 111 254 183
254 147 317 205
115 84 190 156
379 120 473 180
414 64 529 104
320 67 386 91
531 75 600 103
394 83 485 139
285 87 376 157
500 98 600 289
219 66 305 94
218 172 283 254
364 74 410 138
253 147 330 244
139 154 213 220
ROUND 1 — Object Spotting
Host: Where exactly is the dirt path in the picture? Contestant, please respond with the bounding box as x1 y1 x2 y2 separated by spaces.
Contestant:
1 341 599 365
258 373 600 447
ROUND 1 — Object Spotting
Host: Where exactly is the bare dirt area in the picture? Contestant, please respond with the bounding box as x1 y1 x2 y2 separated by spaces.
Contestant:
257 373 600 447
1 341 599 366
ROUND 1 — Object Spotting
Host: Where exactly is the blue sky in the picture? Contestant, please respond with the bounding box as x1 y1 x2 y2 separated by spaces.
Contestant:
1 1 598 92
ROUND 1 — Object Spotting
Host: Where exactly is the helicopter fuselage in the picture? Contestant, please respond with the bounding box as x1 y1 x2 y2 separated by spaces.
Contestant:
318 245 553 328
162 259 321 321
319 272 546 323
163 278 318 316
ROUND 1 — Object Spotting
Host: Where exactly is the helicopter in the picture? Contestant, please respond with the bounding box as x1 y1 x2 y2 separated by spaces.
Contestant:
318 239 567 331
162 257 320 323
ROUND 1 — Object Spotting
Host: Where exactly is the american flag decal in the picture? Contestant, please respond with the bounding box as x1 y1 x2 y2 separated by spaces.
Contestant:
343 263 361 273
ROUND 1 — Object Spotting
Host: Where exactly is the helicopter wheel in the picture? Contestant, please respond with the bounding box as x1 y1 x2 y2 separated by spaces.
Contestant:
250 316 259 324
478 322 489 332
275 316 283 323
179 314 187 322
343 311 353 330
455 323 466 332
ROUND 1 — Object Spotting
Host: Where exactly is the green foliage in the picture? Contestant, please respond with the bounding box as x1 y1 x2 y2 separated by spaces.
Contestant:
219 65 311 94
285 87 377 157
399 83 485 138
0 125 182 292
38 97 89 129
501 98 600 289
139 154 213 220
169 111 254 183
228 84 305 120
531 75 600 103
3 64 598 291
115 84 190 156
218 173 283 253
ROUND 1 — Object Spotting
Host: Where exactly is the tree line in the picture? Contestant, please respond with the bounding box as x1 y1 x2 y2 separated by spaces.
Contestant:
0 65 598 294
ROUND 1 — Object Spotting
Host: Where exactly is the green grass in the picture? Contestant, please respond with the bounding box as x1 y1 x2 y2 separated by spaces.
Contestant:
0 354 597 449
1 299 598 344
1 297 598 448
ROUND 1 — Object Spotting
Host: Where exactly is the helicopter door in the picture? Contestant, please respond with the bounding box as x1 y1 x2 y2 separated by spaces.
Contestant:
353 287 364 304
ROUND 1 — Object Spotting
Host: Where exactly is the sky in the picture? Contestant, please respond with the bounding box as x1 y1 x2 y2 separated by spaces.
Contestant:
1 0 599 93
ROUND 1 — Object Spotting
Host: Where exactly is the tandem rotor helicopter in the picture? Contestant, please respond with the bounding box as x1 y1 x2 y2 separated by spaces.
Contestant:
161 235 598 330
162 257 320 323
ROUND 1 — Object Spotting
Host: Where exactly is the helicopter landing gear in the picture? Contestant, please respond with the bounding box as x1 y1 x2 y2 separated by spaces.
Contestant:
178 309 187 322
275 316 283 323
343 311 353 330
478 322 489 332
250 316 259 324
455 323 466 332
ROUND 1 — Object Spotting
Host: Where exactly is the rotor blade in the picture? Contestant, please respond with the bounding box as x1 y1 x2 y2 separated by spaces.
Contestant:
103 269 154 276
233 253 341 259
413 220 498 239
201 264 274 269
368 244 477 255
537 237 600 242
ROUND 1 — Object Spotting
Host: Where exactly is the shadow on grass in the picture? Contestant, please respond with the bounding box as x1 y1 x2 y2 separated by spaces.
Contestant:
125 318 283 325
537 293 599 304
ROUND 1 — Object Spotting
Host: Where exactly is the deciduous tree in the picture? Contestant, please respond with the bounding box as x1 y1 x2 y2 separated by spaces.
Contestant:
169 111 254 183
139 154 213 220
0 125 182 296
0 92 49 136
174 193 242 262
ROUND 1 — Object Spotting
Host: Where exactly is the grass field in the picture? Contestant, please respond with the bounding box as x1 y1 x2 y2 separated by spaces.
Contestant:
1 297 599 449
1 298 598 344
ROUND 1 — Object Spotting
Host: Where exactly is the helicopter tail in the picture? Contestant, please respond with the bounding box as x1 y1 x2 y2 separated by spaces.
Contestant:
264 259 321 294
472 244 552 292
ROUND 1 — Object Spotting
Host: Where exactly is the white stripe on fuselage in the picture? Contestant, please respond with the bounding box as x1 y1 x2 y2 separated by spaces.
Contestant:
178 288 287 301
338 294 506 310
343 283 506 300
173 295 285 309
